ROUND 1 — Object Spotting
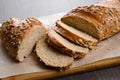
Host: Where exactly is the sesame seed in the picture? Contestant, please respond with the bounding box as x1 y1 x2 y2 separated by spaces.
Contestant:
105 28 109 32
75 40 80 44
94 7 100 11
78 39 83 42
109 10 114 17
105 9 109 14
18 41 21 44
99 12 103 15
97 25 103 31
112 30 117 33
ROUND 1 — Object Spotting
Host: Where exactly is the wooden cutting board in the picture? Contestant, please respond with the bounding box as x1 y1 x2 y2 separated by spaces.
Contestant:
1 13 120 80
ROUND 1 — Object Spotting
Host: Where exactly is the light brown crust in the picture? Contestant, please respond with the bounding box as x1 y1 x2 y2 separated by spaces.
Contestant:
55 20 98 49
1 18 44 61
61 5 120 40
36 52 73 71
95 0 120 8
46 29 87 59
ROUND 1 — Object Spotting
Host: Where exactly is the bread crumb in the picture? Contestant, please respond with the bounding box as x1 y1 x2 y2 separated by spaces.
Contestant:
107 48 111 50
92 47 97 50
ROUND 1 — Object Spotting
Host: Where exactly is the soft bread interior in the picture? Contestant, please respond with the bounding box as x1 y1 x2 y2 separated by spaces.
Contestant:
56 20 98 42
36 37 74 68
17 26 45 61
61 11 102 39
49 29 89 53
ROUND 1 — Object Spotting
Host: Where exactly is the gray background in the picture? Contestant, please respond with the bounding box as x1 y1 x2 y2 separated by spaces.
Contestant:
0 0 98 22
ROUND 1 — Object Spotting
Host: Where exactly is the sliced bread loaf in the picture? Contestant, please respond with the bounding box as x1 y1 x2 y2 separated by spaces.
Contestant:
35 35 74 71
61 5 120 40
47 28 89 59
55 20 98 49
1 18 46 62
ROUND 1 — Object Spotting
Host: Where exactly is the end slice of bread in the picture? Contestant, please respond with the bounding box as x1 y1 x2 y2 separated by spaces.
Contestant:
35 36 74 71
55 20 98 49
1 18 46 62
47 28 89 59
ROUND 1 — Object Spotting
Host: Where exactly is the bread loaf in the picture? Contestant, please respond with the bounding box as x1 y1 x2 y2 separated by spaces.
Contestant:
55 20 98 48
47 28 89 59
61 5 120 40
1 18 46 61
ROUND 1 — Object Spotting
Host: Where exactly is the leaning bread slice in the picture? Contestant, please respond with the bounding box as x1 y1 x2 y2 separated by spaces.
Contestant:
55 20 98 49
47 29 89 59
1 18 46 62
36 36 74 71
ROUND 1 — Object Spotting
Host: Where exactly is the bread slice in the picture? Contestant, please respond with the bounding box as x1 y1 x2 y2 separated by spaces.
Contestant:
55 20 98 49
1 18 46 62
47 28 89 59
35 36 74 71
61 5 120 40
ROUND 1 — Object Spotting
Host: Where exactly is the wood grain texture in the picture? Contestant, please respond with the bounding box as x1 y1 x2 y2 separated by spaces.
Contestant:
1 56 120 80
53 66 120 80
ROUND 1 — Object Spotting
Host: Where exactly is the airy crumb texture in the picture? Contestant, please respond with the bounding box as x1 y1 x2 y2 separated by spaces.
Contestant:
36 36 74 71
47 28 89 59
1 18 46 62
55 20 98 49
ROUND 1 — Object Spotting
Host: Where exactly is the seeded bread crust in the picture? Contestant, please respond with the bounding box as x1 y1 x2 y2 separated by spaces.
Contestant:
47 29 89 59
37 54 73 71
61 5 120 40
95 0 120 8
1 18 44 61
55 20 98 49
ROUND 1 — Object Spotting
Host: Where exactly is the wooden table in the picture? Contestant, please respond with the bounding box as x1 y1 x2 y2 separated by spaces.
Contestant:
53 66 120 80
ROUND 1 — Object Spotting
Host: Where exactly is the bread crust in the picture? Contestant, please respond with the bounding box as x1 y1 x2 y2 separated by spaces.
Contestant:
61 5 120 40
35 37 74 71
95 0 120 8
47 29 88 59
1 18 44 61
55 20 98 49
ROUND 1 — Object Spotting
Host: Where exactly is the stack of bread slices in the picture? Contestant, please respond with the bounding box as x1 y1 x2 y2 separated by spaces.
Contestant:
43 1 120 70
1 0 120 71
